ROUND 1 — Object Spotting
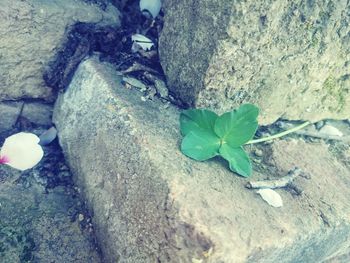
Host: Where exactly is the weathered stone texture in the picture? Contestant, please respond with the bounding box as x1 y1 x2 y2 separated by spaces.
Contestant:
0 0 120 102
53 58 350 262
0 102 22 134
0 154 100 263
0 101 53 134
21 102 53 127
159 0 350 124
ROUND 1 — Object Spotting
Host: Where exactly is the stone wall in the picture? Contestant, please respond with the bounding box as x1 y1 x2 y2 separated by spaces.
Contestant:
159 0 350 124
0 0 120 133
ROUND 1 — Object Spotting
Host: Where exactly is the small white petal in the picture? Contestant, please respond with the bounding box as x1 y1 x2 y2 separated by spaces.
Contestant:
0 132 44 171
257 189 283 208
139 0 161 18
39 126 57 145
131 34 154 51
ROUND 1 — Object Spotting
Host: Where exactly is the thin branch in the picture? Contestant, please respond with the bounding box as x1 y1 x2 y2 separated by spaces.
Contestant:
246 168 303 189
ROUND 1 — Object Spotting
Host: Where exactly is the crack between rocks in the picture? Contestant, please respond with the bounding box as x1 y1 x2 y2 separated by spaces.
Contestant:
1 98 54 105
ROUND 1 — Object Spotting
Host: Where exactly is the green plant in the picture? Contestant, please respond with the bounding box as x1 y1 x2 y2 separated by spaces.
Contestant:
180 104 310 177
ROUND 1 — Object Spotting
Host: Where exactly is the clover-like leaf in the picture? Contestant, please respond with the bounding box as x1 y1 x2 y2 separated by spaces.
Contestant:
181 129 221 161
180 109 218 136
214 104 259 147
219 144 252 177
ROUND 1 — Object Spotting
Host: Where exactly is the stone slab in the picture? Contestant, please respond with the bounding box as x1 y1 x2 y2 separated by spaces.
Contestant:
0 102 22 133
53 57 350 262
159 0 350 124
0 101 53 134
22 102 53 127
0 0 120 102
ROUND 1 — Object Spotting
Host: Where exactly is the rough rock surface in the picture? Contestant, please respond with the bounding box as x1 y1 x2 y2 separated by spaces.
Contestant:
0 137 101 263
21 102 53 127
0 0 120 102
54 57 350 262
0 102 22 134
159 0 350 124
0 101 53 135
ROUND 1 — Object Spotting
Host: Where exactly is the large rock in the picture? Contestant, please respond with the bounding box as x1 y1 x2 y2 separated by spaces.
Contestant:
53 57 350 262
159 0 350 124
0 0 120 102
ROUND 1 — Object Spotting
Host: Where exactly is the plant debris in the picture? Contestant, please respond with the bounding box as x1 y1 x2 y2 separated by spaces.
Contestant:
257 189 283 207
246 167 303 189
44 0 168 103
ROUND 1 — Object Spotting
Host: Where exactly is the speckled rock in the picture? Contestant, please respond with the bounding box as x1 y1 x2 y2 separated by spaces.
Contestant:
0 102 22 134
159 0 350 124
53 58 350 262
0 0 120 102
0 141 100 263
0 101 53 135
21 102 53 127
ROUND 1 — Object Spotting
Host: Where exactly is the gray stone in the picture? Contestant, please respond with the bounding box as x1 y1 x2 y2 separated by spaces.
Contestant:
22 102 53 127
315 121 325 130
159 0 350 125
0 102 22 133
53 58 350 262
0 0 120 102
0 101 53 133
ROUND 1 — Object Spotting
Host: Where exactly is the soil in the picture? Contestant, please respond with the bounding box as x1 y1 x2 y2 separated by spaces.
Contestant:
44 0 165 98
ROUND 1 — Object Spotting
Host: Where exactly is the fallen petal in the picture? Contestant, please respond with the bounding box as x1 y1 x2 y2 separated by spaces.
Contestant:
0 132 44 171
139 0 161 18
257 189 283 208
131 34 154 51
39 126 57 145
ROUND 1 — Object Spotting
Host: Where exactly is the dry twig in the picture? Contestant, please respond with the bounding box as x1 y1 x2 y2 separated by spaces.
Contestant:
246 168 303 189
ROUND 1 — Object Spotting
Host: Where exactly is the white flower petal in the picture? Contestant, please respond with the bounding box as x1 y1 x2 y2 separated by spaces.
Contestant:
39 126 57 145
257 189 283 208
131 34 154 51
139 0 161 18
0 132 44 171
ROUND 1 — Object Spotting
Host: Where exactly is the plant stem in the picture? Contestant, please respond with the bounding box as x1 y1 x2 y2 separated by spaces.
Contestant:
245 121 311 145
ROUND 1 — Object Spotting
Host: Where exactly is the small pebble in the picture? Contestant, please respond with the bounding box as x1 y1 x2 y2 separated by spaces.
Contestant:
253 158 262 164
315 121 324 130
122 76 147 91
154 79 169 98
78 214 84 222
254 148 263 157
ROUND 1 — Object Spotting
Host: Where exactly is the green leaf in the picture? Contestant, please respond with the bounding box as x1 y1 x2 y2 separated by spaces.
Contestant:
180 109 218 136
219 144 252 177
214 104 259 147
181 129 221 161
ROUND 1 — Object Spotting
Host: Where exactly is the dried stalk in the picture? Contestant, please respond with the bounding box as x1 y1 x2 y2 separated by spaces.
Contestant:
246 168 303 189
